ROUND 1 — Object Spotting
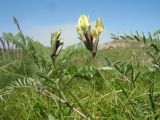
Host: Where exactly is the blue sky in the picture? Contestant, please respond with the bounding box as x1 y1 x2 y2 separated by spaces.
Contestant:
0 0 160 46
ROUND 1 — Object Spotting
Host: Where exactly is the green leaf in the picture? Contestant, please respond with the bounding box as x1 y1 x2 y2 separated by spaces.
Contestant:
131 65 134 82
125 63 132 75
150 44 159 52
134 71 141 82
136 30 140 37
148 32 153 42
110 34 119 40
134 35 140 42
48 114 56 120
111 37 119 40
105 57 111 66
126 35 133 40
142 32 146 43
120 36 126 40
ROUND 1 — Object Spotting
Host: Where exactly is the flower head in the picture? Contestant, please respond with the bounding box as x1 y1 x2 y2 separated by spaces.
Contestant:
91 18 104 40
95 18 104 34
76 15 91 35
51 30 61 47
50 30 63 62
76 15 104 58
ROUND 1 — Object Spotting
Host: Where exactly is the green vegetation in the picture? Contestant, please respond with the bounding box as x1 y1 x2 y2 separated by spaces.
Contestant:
0 17 160 120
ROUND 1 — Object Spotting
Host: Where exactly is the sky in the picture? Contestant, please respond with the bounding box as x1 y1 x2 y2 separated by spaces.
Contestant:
0 0 160 47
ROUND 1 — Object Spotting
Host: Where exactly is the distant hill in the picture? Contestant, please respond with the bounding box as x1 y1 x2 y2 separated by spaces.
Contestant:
99 40 144 50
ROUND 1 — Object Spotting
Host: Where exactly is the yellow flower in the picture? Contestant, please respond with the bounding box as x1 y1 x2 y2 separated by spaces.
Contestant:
51 30 64 60
76 25 84 36
95 18 104 35
51 30 61 48
76 15 91 35
91 28 98 39
91 18 104 39
50 30 64 62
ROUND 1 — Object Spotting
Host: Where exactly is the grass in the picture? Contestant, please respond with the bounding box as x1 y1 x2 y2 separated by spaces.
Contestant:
0 32 160 120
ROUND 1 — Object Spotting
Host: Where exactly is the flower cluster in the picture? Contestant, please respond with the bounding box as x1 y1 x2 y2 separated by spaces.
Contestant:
76 15 104 57
50 30 63 62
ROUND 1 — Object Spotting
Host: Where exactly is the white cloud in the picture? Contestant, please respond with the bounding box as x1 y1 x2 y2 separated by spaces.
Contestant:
23 22 109 47
23 23 77 47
